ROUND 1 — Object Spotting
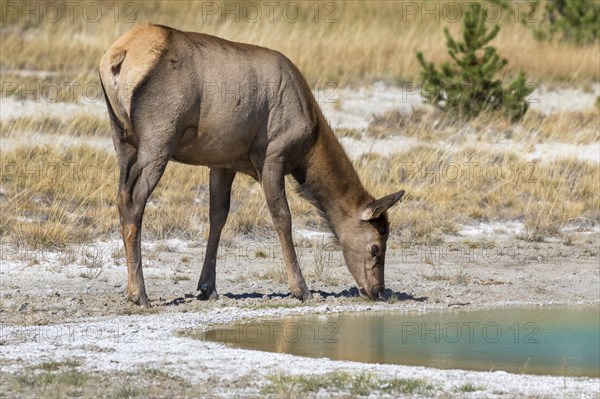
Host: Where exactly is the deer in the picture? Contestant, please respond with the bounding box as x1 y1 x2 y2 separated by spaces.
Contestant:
99 24 404 307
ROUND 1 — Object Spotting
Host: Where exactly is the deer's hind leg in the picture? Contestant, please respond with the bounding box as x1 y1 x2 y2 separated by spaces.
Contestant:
198 167 236 300
115 137 172 307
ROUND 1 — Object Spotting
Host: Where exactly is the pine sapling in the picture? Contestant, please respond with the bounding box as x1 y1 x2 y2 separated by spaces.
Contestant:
417 3 533 120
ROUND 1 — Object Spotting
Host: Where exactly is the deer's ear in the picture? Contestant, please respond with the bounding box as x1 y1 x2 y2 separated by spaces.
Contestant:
359 190 405 221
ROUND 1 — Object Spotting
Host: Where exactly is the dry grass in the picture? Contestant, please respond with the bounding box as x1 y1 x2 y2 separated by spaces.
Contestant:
1 146 196 247
1 367 201 398
263 264 288 284
1 142 597 249
262 372 433 397
0 145 312 248
0 113 110 137
450 268 472 286
519 110 600 144
356 146 599 242
0 0 598 102
0 72 97 103
368 107 600 144
335 128 363 139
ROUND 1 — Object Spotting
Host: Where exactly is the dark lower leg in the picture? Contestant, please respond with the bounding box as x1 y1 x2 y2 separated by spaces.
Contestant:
198 168 235 300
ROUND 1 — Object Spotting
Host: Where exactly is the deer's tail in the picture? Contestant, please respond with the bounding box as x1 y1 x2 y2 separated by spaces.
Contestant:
98 23 169 136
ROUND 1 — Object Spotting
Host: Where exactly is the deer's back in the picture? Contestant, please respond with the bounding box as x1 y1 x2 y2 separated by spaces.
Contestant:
100 24 318 174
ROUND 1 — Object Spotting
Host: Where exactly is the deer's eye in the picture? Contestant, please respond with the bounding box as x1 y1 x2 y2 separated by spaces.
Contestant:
370 245 380 257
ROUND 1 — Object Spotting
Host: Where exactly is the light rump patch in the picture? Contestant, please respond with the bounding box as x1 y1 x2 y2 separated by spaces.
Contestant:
99 23 168 132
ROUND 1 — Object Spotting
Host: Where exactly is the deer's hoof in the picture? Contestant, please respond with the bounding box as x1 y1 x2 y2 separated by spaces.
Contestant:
198 283 219 301
291 289 313 302
130 292 151 308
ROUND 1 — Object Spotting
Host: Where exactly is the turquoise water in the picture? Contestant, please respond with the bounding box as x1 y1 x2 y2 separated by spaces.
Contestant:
202 306 600 377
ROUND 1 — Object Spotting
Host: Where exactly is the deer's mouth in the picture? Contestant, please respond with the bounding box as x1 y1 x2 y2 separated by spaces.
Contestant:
358 285 384 300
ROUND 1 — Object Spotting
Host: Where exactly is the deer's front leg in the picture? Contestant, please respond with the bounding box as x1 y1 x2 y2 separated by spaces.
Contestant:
198 168 236 300
261 162 312 301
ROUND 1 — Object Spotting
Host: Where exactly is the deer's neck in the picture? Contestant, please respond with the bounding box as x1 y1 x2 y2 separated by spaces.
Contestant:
298 114 372 237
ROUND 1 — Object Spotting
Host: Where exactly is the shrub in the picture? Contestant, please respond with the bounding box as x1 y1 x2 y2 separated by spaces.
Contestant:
491 0 599 45
417 3 532 121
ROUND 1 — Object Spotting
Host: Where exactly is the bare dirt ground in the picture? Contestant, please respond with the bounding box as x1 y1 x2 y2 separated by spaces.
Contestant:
2 233 599 326
1 231 599 398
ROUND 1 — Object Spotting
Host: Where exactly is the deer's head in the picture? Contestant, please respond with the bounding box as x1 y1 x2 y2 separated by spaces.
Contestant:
339 190 405 300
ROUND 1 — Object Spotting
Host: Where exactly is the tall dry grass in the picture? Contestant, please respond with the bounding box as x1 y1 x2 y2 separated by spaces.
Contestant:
0 113 110 137
1 144 597 248
356 146 599 242
1 0 598 92
368 107 600 144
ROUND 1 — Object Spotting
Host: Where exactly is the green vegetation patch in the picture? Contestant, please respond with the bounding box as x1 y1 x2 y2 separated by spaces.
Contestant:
261 371 434 397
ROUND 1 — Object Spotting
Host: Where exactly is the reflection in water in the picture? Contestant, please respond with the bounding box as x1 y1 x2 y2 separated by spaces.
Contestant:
202 306 600 378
